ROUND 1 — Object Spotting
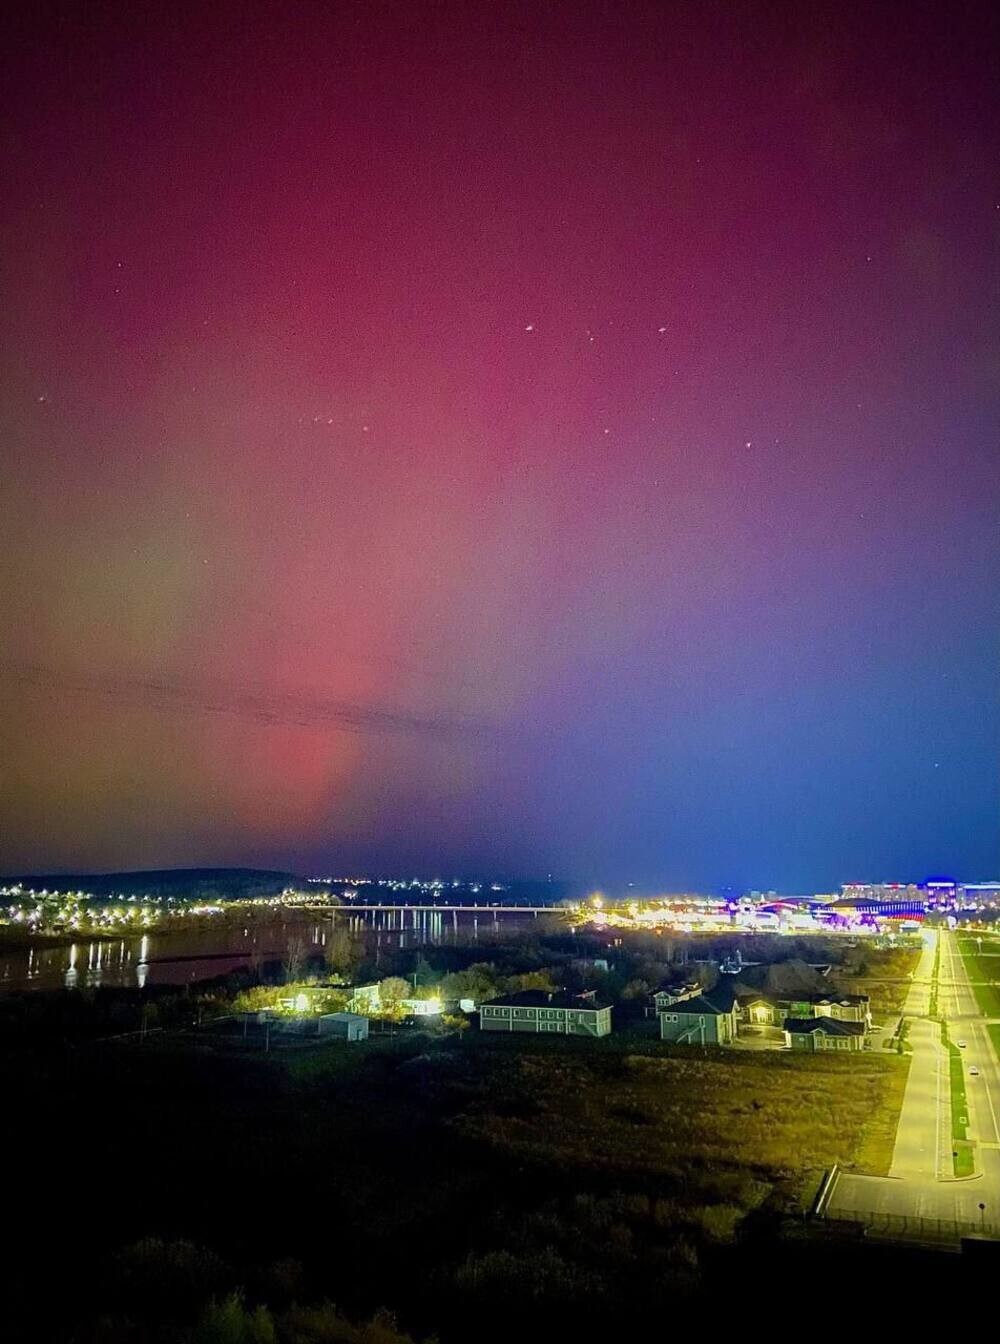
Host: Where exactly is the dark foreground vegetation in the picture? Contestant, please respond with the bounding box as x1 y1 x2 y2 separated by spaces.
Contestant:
0 926 965 1341
1 997 972 1341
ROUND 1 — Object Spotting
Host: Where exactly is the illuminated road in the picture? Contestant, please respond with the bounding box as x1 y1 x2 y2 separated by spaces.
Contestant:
828 929 1000 1240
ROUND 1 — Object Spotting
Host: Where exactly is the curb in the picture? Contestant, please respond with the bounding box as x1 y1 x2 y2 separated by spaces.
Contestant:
938 1165 984 1184
812 1163 840 1217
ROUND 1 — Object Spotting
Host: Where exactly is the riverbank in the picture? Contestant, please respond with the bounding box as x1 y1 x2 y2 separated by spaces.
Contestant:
0 906 271 956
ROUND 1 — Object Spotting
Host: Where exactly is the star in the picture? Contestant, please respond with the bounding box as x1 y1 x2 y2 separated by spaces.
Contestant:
658 327 666 333
524 324 534 332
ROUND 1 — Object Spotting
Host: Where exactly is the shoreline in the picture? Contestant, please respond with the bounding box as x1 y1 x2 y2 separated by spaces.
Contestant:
0 908 293 958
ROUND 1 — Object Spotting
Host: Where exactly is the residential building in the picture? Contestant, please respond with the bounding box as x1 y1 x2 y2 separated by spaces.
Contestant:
784 1017 867 1051
479 990 612 1036
652 981 701 1013
737 990 870 1028
658 983 738 1045
652 957 871 1051
344 983 382 1013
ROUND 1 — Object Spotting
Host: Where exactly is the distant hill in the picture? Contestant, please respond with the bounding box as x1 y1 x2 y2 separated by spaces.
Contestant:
4 867 299 900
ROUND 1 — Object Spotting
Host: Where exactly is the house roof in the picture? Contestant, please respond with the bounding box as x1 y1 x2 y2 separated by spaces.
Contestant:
703 982 738 1012
728 978 868 1009
729 957 832 997
653 981 701 998
482 991 611 1011
667 988 736 1017
783 1017 866 1037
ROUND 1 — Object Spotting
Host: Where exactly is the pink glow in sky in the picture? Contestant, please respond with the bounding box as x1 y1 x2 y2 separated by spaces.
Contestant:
2 1 998 887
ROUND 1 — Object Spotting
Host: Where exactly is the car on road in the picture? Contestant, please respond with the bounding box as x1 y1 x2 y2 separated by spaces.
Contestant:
958 1039 967 1048
969 1066 980 1076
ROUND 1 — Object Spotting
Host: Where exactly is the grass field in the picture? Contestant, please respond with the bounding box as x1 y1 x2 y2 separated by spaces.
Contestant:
836 947 921 1020
0 997 914 1342
447 1029 910 1196
956 938 1000 1019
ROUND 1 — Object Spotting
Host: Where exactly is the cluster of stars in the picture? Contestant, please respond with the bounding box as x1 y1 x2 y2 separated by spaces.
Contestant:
522 322 672 339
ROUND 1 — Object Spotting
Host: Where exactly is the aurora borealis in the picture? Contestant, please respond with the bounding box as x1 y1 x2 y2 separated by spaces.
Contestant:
1 1 998 888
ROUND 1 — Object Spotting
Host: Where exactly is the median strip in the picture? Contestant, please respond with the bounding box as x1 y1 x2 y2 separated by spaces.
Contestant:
942 1022 975 1177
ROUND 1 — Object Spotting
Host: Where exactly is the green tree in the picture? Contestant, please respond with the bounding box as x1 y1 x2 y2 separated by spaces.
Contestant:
283 936 307 984
324 924 363 978
191 1295 276 1344
621 978 651 1000
505 969 558 994
378 976 410 1007
440 963 500 1004
280 1303 416 1343
411 954 435 988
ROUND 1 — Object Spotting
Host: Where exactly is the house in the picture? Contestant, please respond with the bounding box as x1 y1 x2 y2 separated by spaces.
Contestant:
734 989 870 1029
659 983 738 1045
402 997 442 1017
651 956 871 1052
652 980 702 1013
479 990 612 1037
784 1017 867 1052
344 983 382 1013
726 958 870 1029
805 994 870 1025
276 1012 370 1040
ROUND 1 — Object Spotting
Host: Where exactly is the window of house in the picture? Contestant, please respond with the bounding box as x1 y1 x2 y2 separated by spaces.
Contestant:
666 1013 678 1022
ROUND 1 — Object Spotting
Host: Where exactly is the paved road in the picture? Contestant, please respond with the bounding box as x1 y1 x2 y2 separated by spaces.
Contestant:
885 935 945 1180
828 929 1000 1239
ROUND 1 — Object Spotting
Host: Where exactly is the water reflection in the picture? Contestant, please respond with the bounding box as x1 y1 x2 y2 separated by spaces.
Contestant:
0 907 551 994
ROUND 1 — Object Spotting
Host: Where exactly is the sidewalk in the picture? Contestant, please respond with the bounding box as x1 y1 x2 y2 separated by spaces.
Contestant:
888 934 946 1180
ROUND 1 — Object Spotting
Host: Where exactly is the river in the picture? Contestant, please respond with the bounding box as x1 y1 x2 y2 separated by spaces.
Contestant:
0 906 560 993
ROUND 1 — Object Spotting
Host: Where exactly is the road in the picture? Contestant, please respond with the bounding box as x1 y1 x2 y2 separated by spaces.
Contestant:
827 928 1000 1240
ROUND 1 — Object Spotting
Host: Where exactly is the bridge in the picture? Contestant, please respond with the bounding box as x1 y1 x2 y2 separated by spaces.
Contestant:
295 904 563 915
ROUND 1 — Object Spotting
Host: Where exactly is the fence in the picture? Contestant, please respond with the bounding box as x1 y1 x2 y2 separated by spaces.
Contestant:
823 1208 999 1243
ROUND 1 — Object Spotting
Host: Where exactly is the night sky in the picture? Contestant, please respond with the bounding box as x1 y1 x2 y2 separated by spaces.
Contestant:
2 1 998 890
